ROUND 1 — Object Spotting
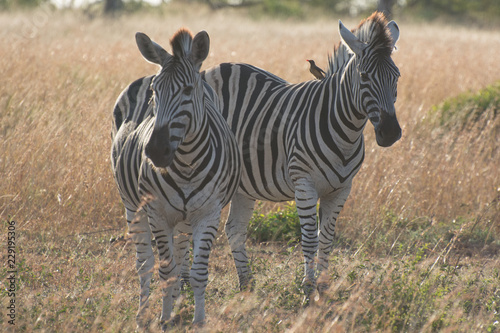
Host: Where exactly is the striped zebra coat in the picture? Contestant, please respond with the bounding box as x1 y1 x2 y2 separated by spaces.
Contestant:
203 12 401 297
111 29 241 327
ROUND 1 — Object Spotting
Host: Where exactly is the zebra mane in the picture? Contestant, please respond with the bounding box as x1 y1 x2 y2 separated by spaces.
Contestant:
327 12 395 76
170 28 194 59
326 43 352 77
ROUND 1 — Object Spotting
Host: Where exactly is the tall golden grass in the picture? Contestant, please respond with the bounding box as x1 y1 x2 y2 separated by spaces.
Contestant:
0 7 498 332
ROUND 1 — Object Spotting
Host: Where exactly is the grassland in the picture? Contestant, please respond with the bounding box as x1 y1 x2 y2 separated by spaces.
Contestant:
0 6 499 332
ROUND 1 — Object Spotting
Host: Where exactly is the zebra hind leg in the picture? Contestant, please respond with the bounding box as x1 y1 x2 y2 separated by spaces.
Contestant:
225 193 255 291
126 208 155 330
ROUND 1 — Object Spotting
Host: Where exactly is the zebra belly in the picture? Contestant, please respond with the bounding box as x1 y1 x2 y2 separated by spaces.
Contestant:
237 138 364 203
237 135 296 202
237 151 359 202
238 165 295 202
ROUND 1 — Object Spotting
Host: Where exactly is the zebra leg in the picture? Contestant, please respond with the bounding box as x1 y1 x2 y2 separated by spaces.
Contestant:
294 178 319 301
126 208 155 330
225 192 255 291
149 219 179 328
173 222 192 291
317 186 351 294
190 213 220 325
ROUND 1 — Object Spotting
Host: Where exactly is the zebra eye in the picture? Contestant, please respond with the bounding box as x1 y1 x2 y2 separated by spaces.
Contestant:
360 72 369 81
183 85 193 96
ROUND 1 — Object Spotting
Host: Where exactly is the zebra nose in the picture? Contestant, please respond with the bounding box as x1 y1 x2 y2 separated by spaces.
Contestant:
145 126 173 168
375 112 401 147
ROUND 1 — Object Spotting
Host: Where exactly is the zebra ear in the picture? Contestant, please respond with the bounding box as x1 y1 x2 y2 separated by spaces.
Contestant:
135 32 171 66
339 20 367 56
387 21 400 49
190 31 210 71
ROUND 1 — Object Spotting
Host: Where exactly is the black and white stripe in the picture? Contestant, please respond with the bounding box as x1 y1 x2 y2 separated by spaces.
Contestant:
111 29 241 327
203 12 401 296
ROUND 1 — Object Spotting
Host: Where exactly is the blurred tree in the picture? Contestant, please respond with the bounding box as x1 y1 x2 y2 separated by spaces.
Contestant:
307 0 346 13
405 0 500 21
1 0 45 7
104 0 123 14
204 0 260 10
377 0 395 19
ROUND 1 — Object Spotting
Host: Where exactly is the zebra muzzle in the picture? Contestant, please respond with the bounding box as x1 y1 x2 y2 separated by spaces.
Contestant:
375 112 401 147
145 126 175 168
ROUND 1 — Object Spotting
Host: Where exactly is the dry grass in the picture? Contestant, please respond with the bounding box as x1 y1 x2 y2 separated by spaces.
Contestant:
0 6 499 332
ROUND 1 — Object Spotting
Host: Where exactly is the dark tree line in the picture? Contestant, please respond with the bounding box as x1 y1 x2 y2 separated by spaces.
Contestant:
104 0 123 13
3 0 500 22
377 0 395 19
102 0 395 15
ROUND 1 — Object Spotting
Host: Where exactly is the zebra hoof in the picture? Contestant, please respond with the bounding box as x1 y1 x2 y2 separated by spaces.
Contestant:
192 319 206 328
317 282 330 296
161 314 181 332
136 312 153 332
135 319 152 333
302 279 316 300
240 276 256 292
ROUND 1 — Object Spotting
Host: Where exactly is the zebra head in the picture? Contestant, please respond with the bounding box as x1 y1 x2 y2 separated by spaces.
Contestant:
339 13 401 147
135 29 210 168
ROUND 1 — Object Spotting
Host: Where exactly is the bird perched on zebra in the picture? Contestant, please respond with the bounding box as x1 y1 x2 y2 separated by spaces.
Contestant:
110 29 241 329
203 12 401 300
307 59 326 79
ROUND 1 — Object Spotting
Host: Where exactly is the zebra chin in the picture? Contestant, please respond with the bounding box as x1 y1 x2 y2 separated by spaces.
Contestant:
147 154 174 170
145 143 176 169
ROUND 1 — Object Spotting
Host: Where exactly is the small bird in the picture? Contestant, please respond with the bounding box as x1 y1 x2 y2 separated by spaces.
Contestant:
307 59 326 80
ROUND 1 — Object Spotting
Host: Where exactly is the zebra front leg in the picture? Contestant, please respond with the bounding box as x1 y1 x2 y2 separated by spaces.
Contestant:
190 213 220 325
127 208 155 330
317 186 352 294
225 193 255 291
294 178 319 301
174 222 192 291
149 219 179 329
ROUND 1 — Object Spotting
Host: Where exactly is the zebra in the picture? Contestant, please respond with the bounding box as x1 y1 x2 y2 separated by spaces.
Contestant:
203 12 401 298
111 29 241 328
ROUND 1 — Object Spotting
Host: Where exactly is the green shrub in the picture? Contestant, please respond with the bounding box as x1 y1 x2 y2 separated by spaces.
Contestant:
248 202 302 243
428 81 499 130
261 0 303 18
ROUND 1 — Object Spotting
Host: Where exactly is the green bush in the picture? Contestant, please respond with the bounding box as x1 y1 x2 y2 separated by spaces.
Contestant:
428 81 499 130
406 0 500 23
248 202 302 243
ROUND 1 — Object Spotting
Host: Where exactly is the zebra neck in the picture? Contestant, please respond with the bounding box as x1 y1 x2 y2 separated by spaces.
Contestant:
331 69 368 144
174 113 211 169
